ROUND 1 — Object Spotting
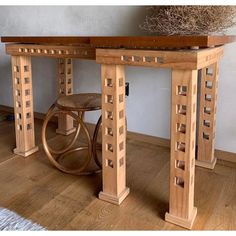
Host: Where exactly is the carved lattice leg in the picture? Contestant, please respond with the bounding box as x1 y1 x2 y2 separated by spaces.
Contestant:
196 62 219 169
165 69 197 229
99 64 130 205
11 56 39 157
56 58 75 135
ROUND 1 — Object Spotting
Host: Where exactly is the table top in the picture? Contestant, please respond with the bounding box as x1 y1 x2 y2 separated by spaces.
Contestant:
1 36 236 49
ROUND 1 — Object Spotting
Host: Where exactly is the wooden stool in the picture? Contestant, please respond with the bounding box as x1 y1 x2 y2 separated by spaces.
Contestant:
42 93 102 175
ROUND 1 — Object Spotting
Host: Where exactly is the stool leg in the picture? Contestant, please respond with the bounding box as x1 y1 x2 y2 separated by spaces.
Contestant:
56 58 76 135
165 69 197 229
99 64 129 205
92 115 102 169
11 56 39 157
75 111 85 141
196 62 219 169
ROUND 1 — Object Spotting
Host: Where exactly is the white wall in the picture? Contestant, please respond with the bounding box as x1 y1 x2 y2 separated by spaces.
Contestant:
0 6 235 154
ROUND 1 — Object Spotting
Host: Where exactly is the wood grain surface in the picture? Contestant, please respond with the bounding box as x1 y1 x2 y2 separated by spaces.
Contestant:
0 118 235 230
1 35 236 49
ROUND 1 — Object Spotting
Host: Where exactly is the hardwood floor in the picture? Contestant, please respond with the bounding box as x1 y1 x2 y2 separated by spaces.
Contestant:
0 117 235 230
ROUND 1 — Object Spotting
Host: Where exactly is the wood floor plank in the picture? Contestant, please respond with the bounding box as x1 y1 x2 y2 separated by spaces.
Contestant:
198 164 236 230
29 175 101 229
0 120 17 162
65 142 170 230
0 119 235 230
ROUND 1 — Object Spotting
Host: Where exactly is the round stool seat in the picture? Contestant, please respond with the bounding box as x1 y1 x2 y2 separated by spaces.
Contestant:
56 93 101 111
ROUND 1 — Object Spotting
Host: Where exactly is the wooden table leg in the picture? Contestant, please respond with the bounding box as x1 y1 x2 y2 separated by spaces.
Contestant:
165 69 197 229
99 64 130 205
11 56 39 157
56 58 76 135
196 62 219 169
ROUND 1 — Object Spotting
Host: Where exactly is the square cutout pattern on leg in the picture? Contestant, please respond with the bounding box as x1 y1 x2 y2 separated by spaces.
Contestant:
177 85 188 96
106 159 114 168
106 111 113 120
206 67 214 76
175 176 184 188
106 127 113 136
204 107 211 115
176 142 186 152
177 105 187 115
106 95 113 104
176 160 185 170
107 143 113 153
177 123 186 134
106 78 113 87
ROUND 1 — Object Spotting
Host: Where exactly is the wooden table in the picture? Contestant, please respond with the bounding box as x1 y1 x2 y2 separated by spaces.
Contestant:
1 35 236 229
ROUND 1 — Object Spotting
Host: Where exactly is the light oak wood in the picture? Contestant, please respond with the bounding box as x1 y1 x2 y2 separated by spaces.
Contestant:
95 45 225 229
196 62 219 169
165 69 198 229
1 36 231 229
11 56 38 157
99 64 129 205
195 158 217 169
5 44 95 59
56 58 76 136
96 47 223 70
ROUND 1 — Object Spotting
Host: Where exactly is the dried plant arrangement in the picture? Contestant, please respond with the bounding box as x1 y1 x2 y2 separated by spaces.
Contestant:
140 6 236 35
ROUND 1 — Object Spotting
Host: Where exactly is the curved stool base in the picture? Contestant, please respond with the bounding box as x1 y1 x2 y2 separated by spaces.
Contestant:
42 99 102 176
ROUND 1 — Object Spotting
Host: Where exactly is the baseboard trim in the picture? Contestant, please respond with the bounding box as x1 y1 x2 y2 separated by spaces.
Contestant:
214 149 236 164
0 104 57 122
1 104 235 164
127 130 170 148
